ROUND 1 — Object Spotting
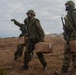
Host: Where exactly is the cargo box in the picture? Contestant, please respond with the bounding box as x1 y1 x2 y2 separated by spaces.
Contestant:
18 36 28 45
35 42 53 53
69 40 76 52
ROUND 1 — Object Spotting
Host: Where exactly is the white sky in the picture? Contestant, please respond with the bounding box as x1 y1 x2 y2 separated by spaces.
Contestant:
0 0 76 37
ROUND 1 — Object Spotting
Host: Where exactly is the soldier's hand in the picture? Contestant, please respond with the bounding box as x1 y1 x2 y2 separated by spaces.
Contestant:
11 19 15 22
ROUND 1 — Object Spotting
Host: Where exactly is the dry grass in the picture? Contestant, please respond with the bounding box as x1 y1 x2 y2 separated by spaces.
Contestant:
0 36 72 75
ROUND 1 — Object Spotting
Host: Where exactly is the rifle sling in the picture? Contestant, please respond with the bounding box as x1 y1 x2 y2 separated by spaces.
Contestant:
65 16 76 36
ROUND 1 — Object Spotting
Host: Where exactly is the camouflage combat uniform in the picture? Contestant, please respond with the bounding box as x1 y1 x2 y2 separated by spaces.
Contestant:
11 10 47 70
23 10 47 70
61 1 76 74
11 18 27 60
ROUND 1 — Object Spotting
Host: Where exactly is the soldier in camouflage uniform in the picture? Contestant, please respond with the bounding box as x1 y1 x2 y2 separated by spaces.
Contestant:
11 10 47 70
11 18 27 61
61 1 76 75
54 1 76 75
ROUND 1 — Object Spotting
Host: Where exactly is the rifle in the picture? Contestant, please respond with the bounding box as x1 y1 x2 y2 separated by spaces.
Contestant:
61 17 69 44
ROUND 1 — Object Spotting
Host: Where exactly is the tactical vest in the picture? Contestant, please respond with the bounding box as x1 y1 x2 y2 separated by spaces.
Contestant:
66 9 76 40
25 18 40 40
70 9 76 29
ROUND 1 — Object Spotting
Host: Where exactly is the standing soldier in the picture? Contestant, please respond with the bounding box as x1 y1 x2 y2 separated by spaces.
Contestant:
54 1 76 75
59 1 76 75
61 1 76 75
11 10 47 70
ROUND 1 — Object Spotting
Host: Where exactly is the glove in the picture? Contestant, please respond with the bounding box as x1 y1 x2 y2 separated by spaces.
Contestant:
11 19 16 22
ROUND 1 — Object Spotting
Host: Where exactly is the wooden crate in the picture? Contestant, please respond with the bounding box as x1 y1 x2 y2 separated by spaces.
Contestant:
18 36 28 45
69 40 76 52
35 42 53 53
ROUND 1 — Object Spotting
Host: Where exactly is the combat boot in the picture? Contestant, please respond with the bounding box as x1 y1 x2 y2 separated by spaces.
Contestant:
21 64 29 70
43 62 47 70
22 63 28 70
14 56 17 61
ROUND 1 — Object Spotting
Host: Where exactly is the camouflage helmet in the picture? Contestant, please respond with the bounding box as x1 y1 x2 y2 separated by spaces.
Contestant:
65 1 75 8
26 10 35 16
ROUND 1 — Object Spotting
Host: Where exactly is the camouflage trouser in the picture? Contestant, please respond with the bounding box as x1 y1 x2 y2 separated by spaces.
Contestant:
14 44 24 58
23 39 47 67
61 43 76 73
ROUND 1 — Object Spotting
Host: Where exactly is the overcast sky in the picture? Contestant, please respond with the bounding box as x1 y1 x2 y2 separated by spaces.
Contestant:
0 0 76 38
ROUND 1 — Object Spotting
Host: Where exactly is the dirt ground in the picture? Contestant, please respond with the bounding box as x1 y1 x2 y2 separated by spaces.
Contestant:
0 36 71 75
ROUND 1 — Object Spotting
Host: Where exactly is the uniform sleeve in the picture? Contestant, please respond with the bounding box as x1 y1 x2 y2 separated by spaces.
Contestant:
71 10 76 28
35 20 45 38
14 20 23 28
64 17 72 31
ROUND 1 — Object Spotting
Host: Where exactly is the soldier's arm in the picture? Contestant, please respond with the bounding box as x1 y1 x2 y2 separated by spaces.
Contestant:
11 19 23 28
64 16 73 31
71 10 76 28
35 19 45 38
